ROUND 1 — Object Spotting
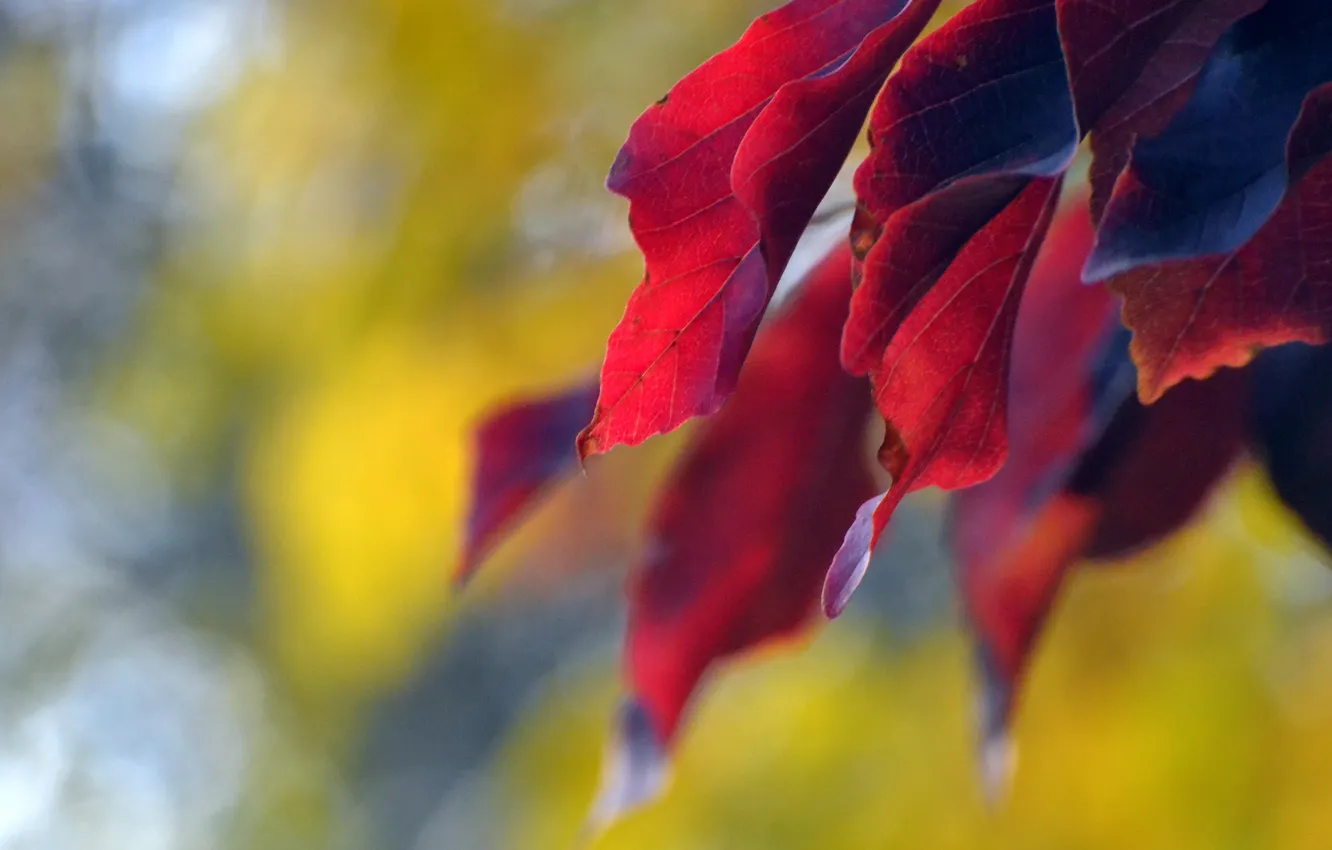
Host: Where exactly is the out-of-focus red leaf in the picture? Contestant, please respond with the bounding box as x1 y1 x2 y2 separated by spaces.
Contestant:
594 247 872 827
826 177 1064 617
950 198 1118 595
1251 344 1332 553
592 249 874 828
1074 371 1248 556
959 337 1249 778
578 0 939 460
625 247 874 748
943 195 1118 781
1068 0 1267 220
969 489 1099 792
456 381 598 586
1085 3 1332 280
841 0 1078 375
940 191 1251 771
1104 88 1332 402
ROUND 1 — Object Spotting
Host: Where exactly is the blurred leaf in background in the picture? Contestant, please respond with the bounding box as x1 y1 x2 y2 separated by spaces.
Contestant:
500 467 1332 850
101 0 767 732
0 0 797 845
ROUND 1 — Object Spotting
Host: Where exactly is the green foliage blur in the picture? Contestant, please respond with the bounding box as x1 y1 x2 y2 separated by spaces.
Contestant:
4 1 1332 848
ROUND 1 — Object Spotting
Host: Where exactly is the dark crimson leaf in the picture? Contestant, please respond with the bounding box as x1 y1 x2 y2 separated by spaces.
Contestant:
578 0 939 459
1085 1 1332 281
1252 343 1332 552
1057 0 1262 138
950 198 1119 606
1071 368 1247 559
826 177 1064 617
940 194 1251 776
970 492 1100 791
456 381 599 586
1104 87 1332 401
1289 84 1332 169
612 247 873 812
962 343 1249 776
841 0 1078 375
946 199 1121 786
1070 0 1267 220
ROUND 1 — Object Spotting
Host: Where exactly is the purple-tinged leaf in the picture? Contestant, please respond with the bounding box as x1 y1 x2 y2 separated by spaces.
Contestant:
457 381 598 586
1068 0 1268 220
1056 0 1264 137
1104 86 1332 401
1085 0 1332 281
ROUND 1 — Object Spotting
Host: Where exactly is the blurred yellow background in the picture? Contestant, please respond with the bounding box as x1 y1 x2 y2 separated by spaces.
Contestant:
2 0 1332 848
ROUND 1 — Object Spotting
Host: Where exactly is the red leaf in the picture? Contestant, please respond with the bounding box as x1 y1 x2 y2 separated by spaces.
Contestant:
1105 86 1332 401
957 340 1248 778
1057 0 1261 136
1085 4 1332 280
945 185 1253 759
456 381 598 586
826 177 1064 617
578 0 940 459
625 246 874 747
950 198 1118 591
841 0 1077 375
939 198 1119 761
971 365 1248 691
1074 370 1248 558
1067 0 1267 221
592 250 874 828
967 490 1098 791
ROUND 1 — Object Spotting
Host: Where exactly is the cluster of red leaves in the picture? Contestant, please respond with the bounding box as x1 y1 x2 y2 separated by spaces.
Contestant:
460 0 1332 824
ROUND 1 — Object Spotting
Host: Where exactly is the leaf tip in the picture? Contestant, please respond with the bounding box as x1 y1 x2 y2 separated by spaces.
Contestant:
1129 332 1173 405
605 144 638 198
974 643 1016 806
1135 371 1166 405
822 492 887 618
979 727 1017 808
1078 245 1120 285
584 698 671 837
576 422 604 467
451 552 480 592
